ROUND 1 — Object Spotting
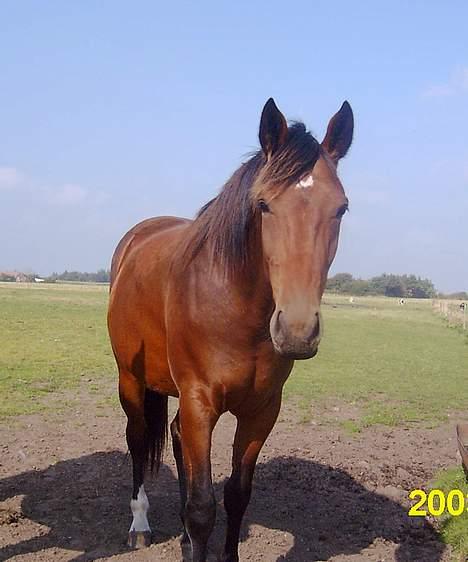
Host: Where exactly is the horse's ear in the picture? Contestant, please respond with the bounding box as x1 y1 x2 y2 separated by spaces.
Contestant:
259 98 288 158
321 101 354 163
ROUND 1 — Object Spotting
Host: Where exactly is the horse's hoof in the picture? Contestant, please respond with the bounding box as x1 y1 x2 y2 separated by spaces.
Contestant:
127 530 152 549
221 555 239 562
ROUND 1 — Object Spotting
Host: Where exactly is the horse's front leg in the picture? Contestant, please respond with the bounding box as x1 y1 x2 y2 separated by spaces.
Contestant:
179 391 220 562
222 393 282 562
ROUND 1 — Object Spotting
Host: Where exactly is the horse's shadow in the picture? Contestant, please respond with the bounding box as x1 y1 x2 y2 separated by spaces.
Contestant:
0 451 445 561
242 457 444 561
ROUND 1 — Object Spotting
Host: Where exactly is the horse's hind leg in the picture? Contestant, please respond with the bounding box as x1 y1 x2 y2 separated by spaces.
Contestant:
119 369 168 548
119 369 151 548
170 410 191 561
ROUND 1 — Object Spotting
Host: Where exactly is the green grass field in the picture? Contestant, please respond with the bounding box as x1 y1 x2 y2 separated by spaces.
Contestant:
0 282 115 417
287 294 468 428
1 283 467 427
431 467 468 560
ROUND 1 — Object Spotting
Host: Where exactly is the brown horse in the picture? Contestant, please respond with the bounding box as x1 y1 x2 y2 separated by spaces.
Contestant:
107 98 353 562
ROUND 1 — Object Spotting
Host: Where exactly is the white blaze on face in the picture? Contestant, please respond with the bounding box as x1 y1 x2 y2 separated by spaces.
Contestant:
130 485 151 532
295 174 314 189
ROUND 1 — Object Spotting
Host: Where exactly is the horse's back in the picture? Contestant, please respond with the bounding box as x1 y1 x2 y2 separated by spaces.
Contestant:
110 216 190 287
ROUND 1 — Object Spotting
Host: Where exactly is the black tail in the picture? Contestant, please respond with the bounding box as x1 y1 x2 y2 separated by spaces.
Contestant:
144 389 168 473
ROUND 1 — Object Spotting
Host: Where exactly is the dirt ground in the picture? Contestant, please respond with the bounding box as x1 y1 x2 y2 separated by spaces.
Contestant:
0 390 462 562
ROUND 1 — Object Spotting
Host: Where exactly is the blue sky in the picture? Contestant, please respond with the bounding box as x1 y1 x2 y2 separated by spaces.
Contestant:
1 1 467 291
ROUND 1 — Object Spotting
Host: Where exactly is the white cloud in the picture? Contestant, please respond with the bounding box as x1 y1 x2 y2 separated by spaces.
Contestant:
0 167 105 209
0 167 23 189
53 183 88 206
423 84 454 97
423 66 468 98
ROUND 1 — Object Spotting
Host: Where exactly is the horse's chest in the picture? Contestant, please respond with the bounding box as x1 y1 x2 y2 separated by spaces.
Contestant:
225 353 293 414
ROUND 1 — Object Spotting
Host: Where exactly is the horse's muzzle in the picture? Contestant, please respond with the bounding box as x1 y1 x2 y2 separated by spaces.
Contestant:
269 308 321 360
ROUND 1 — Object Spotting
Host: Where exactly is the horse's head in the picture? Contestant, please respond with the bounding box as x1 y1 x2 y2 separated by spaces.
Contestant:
253 99 353 359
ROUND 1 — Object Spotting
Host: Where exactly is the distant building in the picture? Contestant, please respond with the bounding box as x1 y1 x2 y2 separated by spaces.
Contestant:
0 271 33 283
15 272 29 282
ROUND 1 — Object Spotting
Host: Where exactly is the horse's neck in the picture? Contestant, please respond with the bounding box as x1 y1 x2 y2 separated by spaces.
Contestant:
233 240 275 322
177 225 275 328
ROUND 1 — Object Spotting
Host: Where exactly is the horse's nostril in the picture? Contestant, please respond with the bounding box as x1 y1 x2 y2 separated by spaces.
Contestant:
272 310 285 334
308 318 320 343
277 310 284 330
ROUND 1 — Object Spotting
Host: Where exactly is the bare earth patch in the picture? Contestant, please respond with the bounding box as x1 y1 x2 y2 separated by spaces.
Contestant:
0 395 459 561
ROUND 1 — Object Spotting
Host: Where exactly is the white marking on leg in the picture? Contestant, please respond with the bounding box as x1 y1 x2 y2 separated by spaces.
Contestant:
129 485 151 532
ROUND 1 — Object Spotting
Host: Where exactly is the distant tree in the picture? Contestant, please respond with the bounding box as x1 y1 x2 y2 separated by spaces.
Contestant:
326 272 438 298
439 291 468 300
46 269 110 283
403 274 436 298
384 277 405 298
94 269 110 283
326 273 354 293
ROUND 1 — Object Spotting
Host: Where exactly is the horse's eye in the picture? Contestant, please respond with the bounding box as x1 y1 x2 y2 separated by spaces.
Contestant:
258 200 271 214
336 204 349 219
